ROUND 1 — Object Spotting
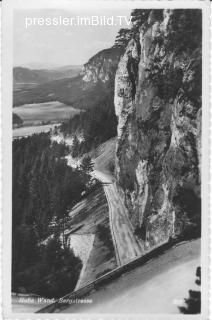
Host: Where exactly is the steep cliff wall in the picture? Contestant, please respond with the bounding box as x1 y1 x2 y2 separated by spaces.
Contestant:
82 47 123 84
114 9 201 250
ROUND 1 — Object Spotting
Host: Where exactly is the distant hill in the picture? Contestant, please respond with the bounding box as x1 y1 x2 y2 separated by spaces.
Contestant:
13 46 123 108
13 75 113 109
13 36 130 155
54 65 81 72
13 66 82 86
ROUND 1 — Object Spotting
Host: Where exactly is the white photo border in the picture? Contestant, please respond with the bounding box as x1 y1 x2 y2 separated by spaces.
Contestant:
1 0 210 319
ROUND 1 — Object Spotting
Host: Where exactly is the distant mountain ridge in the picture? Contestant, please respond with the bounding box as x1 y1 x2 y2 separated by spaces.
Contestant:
13 44 126 108
13 66 82 85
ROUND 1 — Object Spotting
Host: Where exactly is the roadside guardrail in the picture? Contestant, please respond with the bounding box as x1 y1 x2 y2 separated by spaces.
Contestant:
36 239 177 313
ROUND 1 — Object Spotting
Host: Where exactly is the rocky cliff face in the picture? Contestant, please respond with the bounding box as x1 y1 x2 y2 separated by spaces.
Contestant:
81 28 132 85
114 9 202 250
82 47 123 84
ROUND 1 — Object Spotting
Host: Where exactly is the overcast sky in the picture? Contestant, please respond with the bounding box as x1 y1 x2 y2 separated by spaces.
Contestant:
13 9 131 69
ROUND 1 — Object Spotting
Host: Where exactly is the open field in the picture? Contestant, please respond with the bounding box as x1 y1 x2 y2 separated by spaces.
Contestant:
13 83 39 91
13 123 60 138
13 101 82 125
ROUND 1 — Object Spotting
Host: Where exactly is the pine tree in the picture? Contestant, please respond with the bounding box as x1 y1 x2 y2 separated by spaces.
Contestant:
71 134 80 158
114 28 131 48
179 267 201 314
79 156 94 174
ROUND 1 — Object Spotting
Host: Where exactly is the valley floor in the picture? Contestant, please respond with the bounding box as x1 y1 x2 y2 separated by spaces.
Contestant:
58 239 200 314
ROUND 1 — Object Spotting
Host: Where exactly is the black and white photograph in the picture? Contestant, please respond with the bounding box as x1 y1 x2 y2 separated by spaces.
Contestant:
1 0 210 318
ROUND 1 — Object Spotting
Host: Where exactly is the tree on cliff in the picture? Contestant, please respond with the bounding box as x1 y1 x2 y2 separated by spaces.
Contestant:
130 9 151 32
114 28 132 47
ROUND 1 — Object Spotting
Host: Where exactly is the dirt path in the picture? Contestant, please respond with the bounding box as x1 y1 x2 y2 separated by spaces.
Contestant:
93 170 142 265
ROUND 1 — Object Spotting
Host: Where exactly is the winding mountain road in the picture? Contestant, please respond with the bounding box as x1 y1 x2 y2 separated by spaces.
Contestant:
93 170 143 265
65 142 143 265
65 149 143 265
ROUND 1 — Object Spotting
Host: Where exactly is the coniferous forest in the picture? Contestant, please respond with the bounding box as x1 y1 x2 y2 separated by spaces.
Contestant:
60 97 117 157
12 133 95 297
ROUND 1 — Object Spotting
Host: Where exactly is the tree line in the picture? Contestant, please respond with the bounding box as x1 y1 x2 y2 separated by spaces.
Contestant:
12 133 95 297
60 97 117 157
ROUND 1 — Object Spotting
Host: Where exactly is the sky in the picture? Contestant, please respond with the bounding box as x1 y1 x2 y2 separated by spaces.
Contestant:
13 9 131 69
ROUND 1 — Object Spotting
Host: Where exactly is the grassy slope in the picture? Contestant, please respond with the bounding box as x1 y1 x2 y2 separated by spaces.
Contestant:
66 186 117 286
89 137 117 176
74 138 117 285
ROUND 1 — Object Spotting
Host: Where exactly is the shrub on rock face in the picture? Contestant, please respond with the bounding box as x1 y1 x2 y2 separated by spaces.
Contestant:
179 266 201 314
173 187 201 239
144 9 202 102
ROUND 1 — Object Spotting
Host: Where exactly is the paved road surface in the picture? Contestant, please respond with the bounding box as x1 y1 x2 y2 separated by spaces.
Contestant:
59 239 200 314
93 170 143 265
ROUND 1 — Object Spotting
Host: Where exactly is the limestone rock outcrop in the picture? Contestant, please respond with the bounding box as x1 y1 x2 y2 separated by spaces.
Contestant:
114 9 202 250
82 47 123 84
